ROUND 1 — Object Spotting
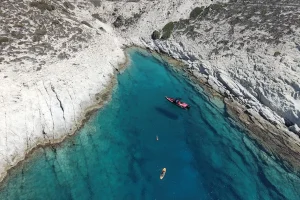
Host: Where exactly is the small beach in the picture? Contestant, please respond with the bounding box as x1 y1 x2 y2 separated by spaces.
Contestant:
0 50 299 200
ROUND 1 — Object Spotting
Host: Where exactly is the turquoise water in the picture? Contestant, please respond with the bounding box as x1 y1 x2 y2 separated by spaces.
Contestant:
0 50 300 200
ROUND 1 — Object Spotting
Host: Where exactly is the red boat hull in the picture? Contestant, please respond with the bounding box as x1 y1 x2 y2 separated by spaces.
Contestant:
165 96 190 109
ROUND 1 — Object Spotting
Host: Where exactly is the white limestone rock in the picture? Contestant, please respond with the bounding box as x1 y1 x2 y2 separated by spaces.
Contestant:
289 124 300 136
217 72 244 97
1 0 300 183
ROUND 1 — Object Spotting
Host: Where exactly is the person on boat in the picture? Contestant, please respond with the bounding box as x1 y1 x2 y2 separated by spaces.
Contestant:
175 99 180 104
160 168 166 179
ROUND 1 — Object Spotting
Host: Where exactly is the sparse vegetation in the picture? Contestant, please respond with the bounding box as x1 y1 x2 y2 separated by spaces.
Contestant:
89 0 101 7
154 0 300 46
52 20 60 25
32 28 47 42
0 0 94 65
81 21 93 28
124 12 143 27
92 13 106 23
133 13 142 19
63 1 75 10
58 52 70 59
205 27 213 32
35 28 47 36
209 3 224 12
14 24 24 28
229 17 241 26
99 27 106 32
274 51 281 57
11 31 24 39
113 16 124 28
184 25 194 34
161 22 174 40
0 37 9 45
175 19 190 30
0 37 9 44
218 40 229 45
201 7 210 18
29 1 55 12
190 7 204 19
151 30 160 40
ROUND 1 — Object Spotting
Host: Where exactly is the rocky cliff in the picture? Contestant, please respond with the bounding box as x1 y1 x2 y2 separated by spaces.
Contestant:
0 0 300 180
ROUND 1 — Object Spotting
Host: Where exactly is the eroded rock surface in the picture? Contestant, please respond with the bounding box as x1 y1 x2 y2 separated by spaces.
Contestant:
0 0 126 180
1 0 300 181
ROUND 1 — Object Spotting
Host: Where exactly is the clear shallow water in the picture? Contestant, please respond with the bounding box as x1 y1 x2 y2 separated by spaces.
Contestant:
0 50 300 200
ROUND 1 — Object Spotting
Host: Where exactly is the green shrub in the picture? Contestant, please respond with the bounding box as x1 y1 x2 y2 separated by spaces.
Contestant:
229 17 241 26
90 0 101 7
151 30 160 40
209 3 224 12
63 2 75 10
161 22 174 40
201 7 210 18
14 24 24 28
190 7 204 19
0 37 9 44
133 13 142 19
274 51 281 57
35 28 47 35
29 1 55 12
175 19 190 30
52 20 60 25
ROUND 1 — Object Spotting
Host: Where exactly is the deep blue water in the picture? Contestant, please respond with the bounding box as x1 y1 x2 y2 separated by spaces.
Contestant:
0 50 300 200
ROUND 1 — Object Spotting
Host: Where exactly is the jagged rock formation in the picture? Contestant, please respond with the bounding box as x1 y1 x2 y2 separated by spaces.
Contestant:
0 0 300 181
97 0 300 132
141 0 300 130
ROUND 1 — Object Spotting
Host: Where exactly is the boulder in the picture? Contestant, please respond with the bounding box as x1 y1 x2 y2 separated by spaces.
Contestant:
288 124 300 136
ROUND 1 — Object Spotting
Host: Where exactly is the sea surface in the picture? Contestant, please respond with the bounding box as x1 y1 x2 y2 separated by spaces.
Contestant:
0 50 299 200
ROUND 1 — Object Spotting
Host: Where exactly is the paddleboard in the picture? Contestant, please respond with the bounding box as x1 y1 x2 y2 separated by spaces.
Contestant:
160 168 166 179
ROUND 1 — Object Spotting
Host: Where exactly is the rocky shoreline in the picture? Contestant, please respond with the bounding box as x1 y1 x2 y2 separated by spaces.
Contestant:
138 46 300 173
224 97 300 172
183 59 300 173
118 0 300 136
0 45 132 185
1 0 300 186
0 71 116 184
0 45 299 187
